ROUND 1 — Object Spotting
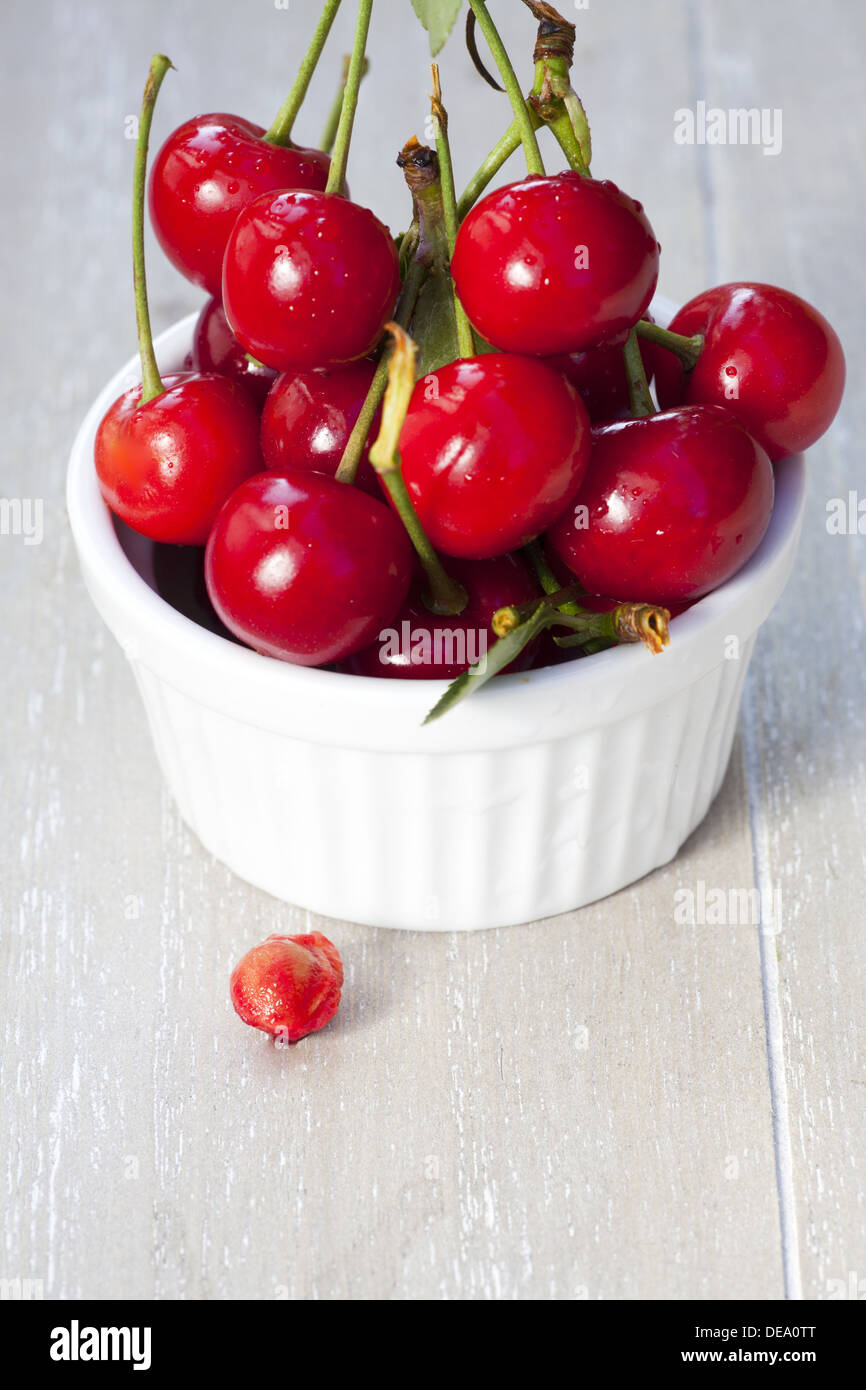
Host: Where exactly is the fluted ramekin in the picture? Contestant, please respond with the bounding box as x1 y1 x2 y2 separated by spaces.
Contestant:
67 305 805 930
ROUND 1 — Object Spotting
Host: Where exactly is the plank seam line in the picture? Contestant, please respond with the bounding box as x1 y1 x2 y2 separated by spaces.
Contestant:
742 680 804 1300
687 0 801 1299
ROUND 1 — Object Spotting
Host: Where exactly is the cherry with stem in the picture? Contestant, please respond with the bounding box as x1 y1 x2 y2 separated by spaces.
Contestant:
96 55 261 546
221 0 397 375
148 9 340 294
369 325 467 616
654 283 845 459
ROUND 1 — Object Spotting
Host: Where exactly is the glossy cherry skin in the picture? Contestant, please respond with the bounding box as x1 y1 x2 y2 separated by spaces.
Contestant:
654 283 845 461
350 553 540 680
148 114 330 295
260 360 381 495
451 173 660 356
205 469 413 666
547 404 775 604
222 190 401 372
230 932 343 1042
189 297 277 409
548 318 667 424
399 354 592 560
95 373 262 546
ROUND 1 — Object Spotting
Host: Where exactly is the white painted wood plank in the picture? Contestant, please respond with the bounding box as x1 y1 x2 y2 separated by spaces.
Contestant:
696 0 866 1300
3 0 859 1301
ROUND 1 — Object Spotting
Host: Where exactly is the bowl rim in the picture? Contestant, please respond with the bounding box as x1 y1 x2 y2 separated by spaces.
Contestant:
67 301 807 746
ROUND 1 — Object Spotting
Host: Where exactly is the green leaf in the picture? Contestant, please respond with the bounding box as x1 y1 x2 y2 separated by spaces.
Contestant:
412 270 460 376
410 0 463 56
423 602 551 725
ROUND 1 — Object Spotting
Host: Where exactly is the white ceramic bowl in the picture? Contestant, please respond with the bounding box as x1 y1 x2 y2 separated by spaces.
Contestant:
67 303 806 930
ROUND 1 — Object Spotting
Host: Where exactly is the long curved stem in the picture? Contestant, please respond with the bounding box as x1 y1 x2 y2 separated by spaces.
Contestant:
465 0 545 176
369 325 467 616
133 54 173 405
325 0 373 195
264 0 343 146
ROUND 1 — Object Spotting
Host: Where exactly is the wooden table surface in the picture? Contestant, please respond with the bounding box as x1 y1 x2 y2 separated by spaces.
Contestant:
1 0 863 1301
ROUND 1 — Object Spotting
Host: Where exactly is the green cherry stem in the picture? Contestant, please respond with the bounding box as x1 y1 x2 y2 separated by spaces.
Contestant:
553 603 671 653
264 0 343 146
624 327 656 419
523 1 592 174
636 318 705 370
520 544 671 653
369 324 467 616
531 57 591 175
466 0 546 176
522 539 584 616
430 67 475 360
457 111 543 218
325 0 373 195
333 239 426 486
320 54 369 154
133 54 174 406
493 593 671 654
523 538 561 595
425 590 669 723
430 68 459 251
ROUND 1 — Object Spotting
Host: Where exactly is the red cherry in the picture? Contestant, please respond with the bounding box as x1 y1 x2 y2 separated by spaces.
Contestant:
230 932 343 1042
548 317 667 423
222 190 401 372
399 354 591 560
654 283 845 461
547 405 775 604
95 373 262 546
350 553 540 680
191 296 277 409
148 114 330 295
451 174 660 356
260 359 381 494
204 469 413 665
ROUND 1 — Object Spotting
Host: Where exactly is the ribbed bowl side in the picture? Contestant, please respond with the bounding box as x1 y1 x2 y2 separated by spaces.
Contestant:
131 641 755 931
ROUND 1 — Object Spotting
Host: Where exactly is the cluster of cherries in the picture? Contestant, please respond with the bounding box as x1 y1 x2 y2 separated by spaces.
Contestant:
95 2 845 720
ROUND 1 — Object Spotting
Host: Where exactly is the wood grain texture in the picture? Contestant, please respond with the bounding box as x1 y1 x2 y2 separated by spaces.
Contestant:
0 0 862 1301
